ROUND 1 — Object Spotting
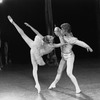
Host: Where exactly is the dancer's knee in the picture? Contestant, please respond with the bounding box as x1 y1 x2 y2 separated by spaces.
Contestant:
67 71 74 77
57 69 62 75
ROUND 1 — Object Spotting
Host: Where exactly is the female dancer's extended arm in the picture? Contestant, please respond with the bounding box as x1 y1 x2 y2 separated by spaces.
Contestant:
7 15 34 48
52 43 66 48
24 22 44 39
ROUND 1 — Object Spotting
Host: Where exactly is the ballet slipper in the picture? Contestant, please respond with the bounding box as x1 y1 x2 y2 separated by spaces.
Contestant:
48 82 56 89
76 89 81 94
35 84 41 93
8 16 13 23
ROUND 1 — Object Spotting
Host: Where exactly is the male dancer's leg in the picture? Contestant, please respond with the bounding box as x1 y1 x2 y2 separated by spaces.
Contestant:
49 58 66 89
66 54 81 93
30 50 41 93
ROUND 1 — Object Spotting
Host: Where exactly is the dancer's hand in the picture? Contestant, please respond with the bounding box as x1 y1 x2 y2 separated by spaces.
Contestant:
7 15 13 23
86 46 93 52
24 22 29 27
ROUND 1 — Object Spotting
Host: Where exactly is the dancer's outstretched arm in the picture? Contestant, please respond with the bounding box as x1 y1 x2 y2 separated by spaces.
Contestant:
24 22 44 39
64 36 93 52
52 43 67 48
74 39 93 52
7 15 34 48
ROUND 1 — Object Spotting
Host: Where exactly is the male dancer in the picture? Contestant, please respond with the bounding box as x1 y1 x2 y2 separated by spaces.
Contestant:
49 23 93 93
7 15 66 93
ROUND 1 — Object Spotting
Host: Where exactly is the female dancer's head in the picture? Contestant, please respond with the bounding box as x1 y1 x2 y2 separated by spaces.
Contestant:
43 35 54 44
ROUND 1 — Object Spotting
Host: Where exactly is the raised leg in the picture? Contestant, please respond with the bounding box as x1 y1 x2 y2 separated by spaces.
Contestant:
7 15 34 48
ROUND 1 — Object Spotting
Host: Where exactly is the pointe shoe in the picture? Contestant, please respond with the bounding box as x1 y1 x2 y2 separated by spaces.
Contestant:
35 84 41 93
7 15 13 23
48 83 56 89
76 90 81 94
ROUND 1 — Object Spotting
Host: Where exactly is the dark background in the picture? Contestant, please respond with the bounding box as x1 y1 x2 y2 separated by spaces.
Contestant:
0 0 99 64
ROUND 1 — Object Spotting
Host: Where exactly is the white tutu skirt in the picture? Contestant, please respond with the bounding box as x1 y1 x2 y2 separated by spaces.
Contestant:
31 48 45 66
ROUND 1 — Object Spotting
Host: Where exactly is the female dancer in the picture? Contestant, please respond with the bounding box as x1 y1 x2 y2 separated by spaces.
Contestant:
49 23 93 93
7 15 66 93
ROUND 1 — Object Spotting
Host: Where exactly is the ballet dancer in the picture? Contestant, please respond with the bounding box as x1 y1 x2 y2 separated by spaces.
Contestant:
49 23 93 93
7 15 66 93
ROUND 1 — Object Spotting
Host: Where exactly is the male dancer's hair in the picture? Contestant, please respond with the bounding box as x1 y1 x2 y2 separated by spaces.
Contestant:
60 23 71 33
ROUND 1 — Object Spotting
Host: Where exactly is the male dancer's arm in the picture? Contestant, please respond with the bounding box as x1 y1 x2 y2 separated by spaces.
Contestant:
74 39 93 52
64 36 93 52
24 22 44 39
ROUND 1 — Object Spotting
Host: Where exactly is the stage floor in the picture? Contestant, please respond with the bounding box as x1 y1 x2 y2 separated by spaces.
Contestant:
0 59 100 100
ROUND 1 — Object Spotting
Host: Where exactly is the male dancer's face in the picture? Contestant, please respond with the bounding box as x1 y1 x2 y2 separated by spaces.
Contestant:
61 29 70 37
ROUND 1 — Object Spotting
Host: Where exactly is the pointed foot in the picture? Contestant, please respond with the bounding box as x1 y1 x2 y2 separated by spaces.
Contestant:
35 84 41 94
76 90 82 94
48 83 56 89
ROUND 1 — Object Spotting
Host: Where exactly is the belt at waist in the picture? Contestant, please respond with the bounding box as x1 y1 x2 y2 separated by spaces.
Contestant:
61 51 74 60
